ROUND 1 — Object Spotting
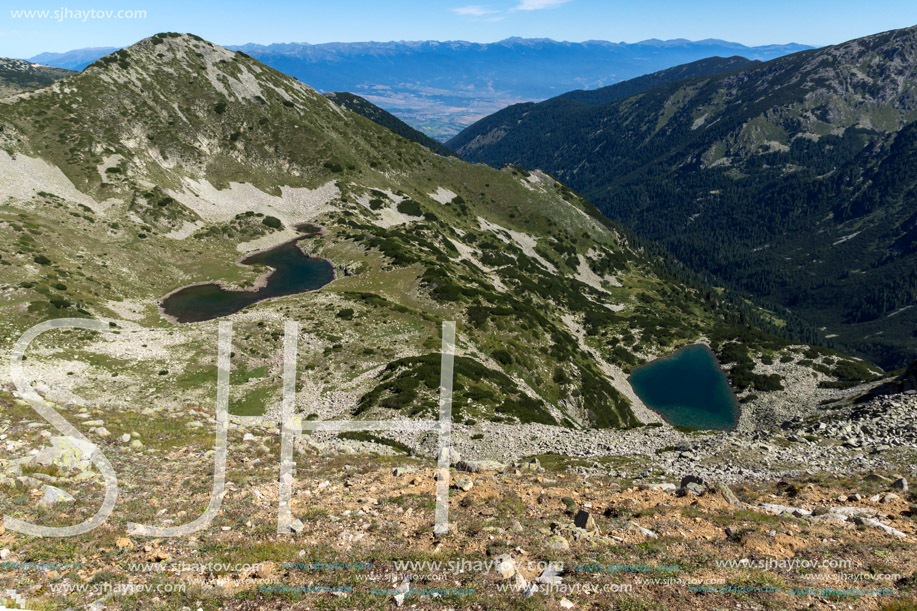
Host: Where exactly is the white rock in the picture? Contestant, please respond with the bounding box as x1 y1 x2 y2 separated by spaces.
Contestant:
39 485 74 506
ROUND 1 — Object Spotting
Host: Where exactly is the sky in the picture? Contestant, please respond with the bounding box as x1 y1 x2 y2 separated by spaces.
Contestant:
1 0 916 58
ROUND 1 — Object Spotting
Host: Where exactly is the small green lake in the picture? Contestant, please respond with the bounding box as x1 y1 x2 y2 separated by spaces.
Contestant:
628 344 739 430
160 225 335 323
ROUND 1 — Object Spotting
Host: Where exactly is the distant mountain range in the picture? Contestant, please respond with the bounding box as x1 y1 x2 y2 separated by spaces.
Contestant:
27 47 119 70
26 38 810 139
450 25 917 369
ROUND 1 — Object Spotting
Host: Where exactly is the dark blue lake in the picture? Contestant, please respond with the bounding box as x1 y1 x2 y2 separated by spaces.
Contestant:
161 226 335 323
628 344 739 430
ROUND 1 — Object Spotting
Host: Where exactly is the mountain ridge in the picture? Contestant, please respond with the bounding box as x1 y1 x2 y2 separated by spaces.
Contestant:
447 56 761 154
26 37 811 139
0 58 74 97
449 24 917 369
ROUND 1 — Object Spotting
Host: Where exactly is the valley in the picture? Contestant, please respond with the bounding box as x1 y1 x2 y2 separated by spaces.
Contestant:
450 25 917 371
0 17 914 611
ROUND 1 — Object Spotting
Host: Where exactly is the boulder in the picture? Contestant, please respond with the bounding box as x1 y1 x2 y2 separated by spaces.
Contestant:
494 554 516 579
39 485 74 506
625 521 658 540
677 482 706 497
453 476 474 492
716 482 746 508
853 517 907 539
545 535 569 550
455 460 505 474
680 475 706 488
288 519 305 534
30 436 96 473
574 510 598 532
830 506 877 519
535 562 563 585
758 504 811 517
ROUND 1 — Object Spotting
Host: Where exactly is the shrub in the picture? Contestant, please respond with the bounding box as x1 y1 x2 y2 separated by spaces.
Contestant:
396 200 423 217
493 349 513 366
213 101 227 114
261 216 282 229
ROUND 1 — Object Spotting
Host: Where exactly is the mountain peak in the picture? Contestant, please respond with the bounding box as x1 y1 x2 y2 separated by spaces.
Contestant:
87 32 239 74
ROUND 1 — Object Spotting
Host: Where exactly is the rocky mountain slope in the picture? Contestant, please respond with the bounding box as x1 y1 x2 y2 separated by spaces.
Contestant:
0 33 878 436
0 58 73 97
450 25 917 370
0 381 915 609
323 91 455 156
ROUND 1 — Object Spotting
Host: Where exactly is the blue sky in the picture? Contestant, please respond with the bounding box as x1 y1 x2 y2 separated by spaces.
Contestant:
2 0 916 58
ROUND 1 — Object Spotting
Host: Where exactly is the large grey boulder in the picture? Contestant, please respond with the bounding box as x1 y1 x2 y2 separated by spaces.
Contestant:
39 485 74 506
30 436 96 473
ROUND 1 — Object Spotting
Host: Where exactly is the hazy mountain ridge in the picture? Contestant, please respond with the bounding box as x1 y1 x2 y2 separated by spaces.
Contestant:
451 25 917 368
26 37 811 139
26 47 118 70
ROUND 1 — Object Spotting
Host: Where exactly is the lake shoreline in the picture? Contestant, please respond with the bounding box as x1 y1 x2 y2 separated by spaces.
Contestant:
628 343 742 431
158 222 336 324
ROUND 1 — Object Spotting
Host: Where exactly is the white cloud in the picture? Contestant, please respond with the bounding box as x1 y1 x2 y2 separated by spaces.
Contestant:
452 5 500 17
514 0 572 10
